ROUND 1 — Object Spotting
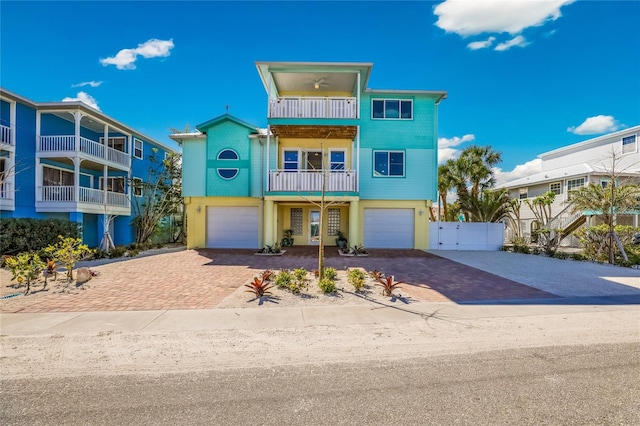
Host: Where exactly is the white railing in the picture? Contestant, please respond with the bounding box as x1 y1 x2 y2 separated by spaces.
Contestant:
0 182 13 199
268 97 357 119
39 135 130 167
269 170 357 192
41 185 74 202
0 124 11 145
41 186 130 208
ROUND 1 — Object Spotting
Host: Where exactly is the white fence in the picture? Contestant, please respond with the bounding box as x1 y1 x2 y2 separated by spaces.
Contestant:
429 222 504 251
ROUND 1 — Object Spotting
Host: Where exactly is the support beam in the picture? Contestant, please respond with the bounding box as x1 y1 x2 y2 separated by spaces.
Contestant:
264 199 274 246
348 200 360 247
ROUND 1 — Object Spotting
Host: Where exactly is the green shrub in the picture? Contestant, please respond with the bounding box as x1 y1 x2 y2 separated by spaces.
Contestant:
322 267 338 281
290 268 308 293
318 277 336 293
274 269 293 289
571 252 587 261
43 237 92 281
0 218 81 255
575 225 639 264
553 251 569 260
347 268 366 291
5 252 45 295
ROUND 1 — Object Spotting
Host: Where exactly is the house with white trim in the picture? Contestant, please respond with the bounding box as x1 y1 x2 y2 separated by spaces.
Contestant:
498 125 640 245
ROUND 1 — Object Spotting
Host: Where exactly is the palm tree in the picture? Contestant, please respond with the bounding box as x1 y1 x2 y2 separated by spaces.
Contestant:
437 163 455 220
459 188 512 222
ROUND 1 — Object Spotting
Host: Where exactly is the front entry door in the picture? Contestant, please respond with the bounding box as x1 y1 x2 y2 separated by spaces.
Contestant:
309 210 320 244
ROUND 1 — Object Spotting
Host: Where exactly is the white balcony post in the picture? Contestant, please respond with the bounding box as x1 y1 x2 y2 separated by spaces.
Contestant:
103 124 109 157
103 165 108 206
73 111 82 152
73 158 81 202
9 100 16 145
266 125 270 192
356 72 361 119
35 159 42 201
356 125 360 192
35 111 41 151
127 134 132 157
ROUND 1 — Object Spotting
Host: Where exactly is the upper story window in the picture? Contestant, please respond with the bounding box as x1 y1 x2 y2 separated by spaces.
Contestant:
567 177 585 192
99 176 125 193
518 187 528 199
372 99 412 120
549 182 562 195
43 166 73 187
133 139 143 159
100 137 126 152
283 150 299 171
330 150 346 171
374 151 405 177
622 135 637 154
216 149 239 179
132 177 143 197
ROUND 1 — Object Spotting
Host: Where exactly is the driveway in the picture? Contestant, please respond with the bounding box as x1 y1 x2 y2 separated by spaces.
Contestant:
2 246 638 313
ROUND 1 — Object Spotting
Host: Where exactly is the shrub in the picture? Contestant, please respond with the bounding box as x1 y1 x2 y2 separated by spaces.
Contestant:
368 270 384 281
347 268 366 291
42 236 92 282
290 268 308 293
575 225 639 264
318 277 336 293
0 218 81 255
244 276 273 298
571 252 587 261
553 251 569 260
5 252 45 295
378 276 402 297
322 267 338 281
274 269 293 289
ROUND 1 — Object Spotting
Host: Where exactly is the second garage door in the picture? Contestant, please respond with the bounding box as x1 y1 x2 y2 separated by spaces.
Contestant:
206 207 259 248
363 208 415 249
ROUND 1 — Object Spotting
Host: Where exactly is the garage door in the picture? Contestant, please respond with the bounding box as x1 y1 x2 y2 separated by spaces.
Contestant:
363 208 414 249
206 207 259 248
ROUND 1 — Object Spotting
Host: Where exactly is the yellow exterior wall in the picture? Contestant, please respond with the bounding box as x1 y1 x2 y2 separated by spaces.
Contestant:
357 200 433 250
277 137 352 168
183 196 262 249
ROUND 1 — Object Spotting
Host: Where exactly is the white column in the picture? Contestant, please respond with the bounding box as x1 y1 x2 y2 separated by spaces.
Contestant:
356 72 361 119
9 101 16 145
356 125 360 192
73 111 82 151
35 159 42 201
266 125 270 193
73 158 81 202
103 124 109 161
103 165 108 206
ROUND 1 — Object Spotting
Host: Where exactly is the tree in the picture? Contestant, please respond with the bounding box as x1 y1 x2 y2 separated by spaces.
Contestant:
437 163 455 221
131 150 182 245
459 188 512 223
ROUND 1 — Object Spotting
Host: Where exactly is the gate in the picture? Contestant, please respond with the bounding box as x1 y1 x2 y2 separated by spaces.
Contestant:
429 222 504 251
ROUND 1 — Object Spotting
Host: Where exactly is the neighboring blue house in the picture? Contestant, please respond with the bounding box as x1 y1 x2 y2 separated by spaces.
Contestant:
0 88 179 248
172 61 446 249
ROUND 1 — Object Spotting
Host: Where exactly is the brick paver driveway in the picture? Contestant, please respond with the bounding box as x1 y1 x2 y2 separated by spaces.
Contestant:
1 247 555 313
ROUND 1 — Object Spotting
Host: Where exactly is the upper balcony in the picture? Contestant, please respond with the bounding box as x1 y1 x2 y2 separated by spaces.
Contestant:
0 181 14 211
0 124 14 150
268 97 357 119
38 135 131 169
268 170 357 193
36 185 130 215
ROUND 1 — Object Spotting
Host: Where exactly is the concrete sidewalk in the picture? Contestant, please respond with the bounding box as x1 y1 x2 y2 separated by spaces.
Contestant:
2 298 638 337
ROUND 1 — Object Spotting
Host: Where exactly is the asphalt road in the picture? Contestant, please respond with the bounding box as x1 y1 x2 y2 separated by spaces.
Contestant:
2 342 638 425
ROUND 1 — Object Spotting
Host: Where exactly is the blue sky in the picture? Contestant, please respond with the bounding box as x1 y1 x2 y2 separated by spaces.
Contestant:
2 1 639 183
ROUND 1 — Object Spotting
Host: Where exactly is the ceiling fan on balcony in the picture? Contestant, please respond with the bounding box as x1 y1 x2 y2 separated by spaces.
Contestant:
309 77 330 90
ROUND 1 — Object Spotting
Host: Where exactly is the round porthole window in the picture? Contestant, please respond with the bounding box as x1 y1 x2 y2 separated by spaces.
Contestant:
217 149 239 180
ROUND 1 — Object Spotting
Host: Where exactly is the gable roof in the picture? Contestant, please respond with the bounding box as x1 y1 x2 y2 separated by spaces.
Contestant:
196 114 258 133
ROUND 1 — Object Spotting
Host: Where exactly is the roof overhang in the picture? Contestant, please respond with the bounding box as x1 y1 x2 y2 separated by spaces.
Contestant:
270 125 357 139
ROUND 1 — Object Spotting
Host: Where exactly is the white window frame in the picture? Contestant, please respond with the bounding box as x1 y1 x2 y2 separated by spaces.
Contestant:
329 149 346 171
567 178 585 192
373 150 405 177
622 134 637 154
549 182 562 195
133 138 143 159
99 176 126 193
100 136 126 152
518 187 528 199
371 99 413 120
132 177 143 197
282 150 299 171
42 165 74 187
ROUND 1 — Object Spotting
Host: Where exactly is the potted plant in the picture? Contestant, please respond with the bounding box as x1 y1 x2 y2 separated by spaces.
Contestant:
335 230 348 249
281 229 294 247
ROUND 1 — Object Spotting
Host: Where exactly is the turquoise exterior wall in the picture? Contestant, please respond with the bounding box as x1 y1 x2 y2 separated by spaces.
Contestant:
358 92 438 201
182 138 207 196
249 138 263 197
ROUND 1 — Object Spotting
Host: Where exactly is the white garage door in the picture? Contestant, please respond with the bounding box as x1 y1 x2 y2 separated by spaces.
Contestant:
206 207 259 248
363 208 414 249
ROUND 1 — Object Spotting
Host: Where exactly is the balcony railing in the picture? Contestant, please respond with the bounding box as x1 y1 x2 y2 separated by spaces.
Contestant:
40 185 130 208
0 124 12 145
39 135 130 168
269 170 357 192
268 97 357 119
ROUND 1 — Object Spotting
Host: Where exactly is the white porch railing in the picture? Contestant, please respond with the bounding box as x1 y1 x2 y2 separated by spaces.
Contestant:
39 135 130 167
41 185 130 208
268 97 357 119
0 182 12 199
0 124 12 145
269 170 357 192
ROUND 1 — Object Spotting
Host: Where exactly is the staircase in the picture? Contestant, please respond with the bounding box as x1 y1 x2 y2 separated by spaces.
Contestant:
544 205 587 245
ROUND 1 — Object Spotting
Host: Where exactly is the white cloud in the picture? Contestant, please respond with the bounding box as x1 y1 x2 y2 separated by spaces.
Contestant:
467 36 495 50
434 0 574 36
438 134 475 163
494 159 542 186
100 38 174 70
71 80 103 88
567 115 620 135
494 35 529 51
61 92 100 110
